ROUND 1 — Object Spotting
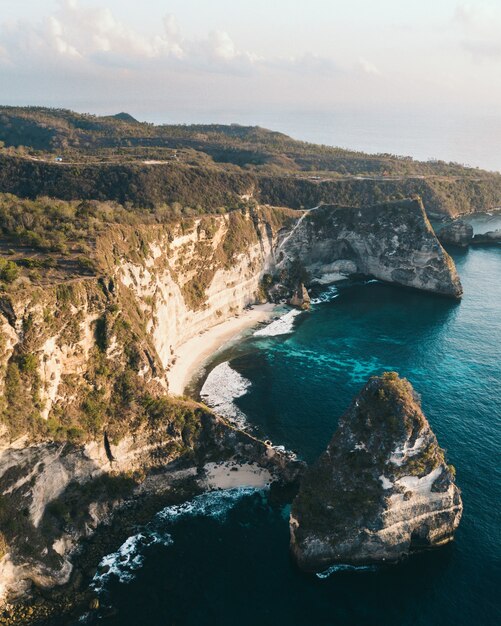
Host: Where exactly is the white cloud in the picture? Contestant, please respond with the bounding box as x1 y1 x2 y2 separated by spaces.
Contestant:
358 57 381 76
0 0 260 75
453 4 477 27
0 0 355 79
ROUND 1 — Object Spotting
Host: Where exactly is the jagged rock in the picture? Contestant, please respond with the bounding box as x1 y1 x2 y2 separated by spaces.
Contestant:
290 372 462 572
279 198 463 298
289 283 311 310
471 229 501 245
438 220 474 248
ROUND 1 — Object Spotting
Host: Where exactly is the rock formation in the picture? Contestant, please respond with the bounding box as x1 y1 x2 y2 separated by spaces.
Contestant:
278 198 463 298
471 229 501 245
289 283 311 310
290 372 463 572
438 220 474 248
0 197 464 605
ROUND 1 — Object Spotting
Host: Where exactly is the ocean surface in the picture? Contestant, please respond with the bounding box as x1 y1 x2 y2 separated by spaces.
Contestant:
88 218 501 626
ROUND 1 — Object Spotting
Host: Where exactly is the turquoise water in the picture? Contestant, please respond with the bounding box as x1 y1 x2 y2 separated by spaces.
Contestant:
92 245 501 626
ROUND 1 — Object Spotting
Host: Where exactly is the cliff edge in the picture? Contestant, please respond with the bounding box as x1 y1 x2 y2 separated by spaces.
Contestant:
279 198 463 298
290 372 462 572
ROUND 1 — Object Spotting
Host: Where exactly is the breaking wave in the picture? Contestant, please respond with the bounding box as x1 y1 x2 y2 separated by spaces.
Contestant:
310 285 340 304
254 309 302 337
200 361 251 429
92 488 263 592
316 563 378 579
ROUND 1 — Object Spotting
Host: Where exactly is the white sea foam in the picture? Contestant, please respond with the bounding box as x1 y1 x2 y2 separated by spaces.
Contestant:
254 309 302 337
200 361 251 429
316 563 377 578
311 285 340 304
91 488 261 591
157 486 261 522
92 532 173 591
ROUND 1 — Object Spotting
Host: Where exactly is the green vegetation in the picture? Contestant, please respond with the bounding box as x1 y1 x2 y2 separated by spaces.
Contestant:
1 355 43 438
0 258 19 283
1 106 501 218
0 105 493 177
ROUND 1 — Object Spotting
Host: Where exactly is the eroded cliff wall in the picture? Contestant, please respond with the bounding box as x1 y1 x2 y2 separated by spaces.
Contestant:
277 198 463 298
0 205 296 602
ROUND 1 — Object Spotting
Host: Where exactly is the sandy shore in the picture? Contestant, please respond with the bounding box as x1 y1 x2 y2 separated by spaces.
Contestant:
202 462 273 489
167 303 276 396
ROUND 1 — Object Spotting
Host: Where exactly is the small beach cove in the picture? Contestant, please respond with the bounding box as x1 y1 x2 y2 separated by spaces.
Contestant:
84 243 501 626
166 303 277 397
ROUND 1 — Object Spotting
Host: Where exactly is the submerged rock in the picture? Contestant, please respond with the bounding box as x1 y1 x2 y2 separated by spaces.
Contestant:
290 372 462 572
438 220 474 248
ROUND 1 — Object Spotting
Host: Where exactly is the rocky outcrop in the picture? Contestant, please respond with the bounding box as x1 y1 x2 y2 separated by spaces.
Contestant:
289 283 311 310
471 229 501 245
278 198 463 298
290 372 462 572
0 205 299 603
438 220 473 248
0 411 302 602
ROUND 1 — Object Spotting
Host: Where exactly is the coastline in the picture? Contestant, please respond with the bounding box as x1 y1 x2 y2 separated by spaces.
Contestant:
167 303 277 396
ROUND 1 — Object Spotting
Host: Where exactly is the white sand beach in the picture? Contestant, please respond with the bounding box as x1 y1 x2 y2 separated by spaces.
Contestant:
202 462 273 489
167 303 276 396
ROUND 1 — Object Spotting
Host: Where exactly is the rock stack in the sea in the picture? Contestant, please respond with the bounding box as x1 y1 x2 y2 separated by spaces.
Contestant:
290 372 463 572
471 229 501 245
438 220 474 248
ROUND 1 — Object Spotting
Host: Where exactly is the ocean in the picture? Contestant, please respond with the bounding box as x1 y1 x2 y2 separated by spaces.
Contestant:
87 215 501 625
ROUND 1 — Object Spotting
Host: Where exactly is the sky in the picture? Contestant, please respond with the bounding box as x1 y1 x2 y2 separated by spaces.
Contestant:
1 0 501 165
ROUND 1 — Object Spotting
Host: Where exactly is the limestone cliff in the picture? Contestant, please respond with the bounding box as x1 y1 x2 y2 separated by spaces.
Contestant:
0 205 298 604
277 198 463 298
105 207 290 373
0 197 464 606
290 373 463 572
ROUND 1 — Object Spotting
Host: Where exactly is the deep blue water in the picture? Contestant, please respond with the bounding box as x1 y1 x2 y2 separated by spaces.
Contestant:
92 244 501 626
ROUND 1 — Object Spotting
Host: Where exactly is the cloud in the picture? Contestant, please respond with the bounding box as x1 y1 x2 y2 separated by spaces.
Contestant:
265 53 340 76
461 40 501 60
453 3 501 62
0 0 353 79
0 0 266 77
358 57 381 76
453 4 477 27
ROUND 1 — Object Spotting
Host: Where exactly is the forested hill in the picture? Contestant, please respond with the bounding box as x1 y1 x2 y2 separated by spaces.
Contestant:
1 105 501 217
0 105 495 177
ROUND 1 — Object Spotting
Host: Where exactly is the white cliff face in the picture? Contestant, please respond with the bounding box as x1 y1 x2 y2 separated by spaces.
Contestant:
0 207 295 604
280 199 463 298
291 373 463 572
117 213 276 376
38 312 100 419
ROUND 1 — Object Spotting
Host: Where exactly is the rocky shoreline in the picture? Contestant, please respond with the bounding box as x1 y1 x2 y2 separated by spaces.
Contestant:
0 198 465 614
1 453 302 626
